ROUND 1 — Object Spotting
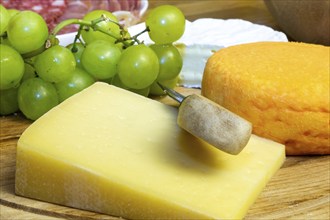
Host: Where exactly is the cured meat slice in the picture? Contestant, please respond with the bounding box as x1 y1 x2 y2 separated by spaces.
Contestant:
1 0 68 31
1 0 146 33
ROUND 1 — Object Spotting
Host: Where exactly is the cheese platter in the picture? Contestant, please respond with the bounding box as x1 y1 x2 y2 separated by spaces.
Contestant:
1 3 329 219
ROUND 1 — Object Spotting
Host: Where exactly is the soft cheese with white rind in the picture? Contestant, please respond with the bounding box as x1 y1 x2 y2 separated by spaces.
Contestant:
15 82 285 219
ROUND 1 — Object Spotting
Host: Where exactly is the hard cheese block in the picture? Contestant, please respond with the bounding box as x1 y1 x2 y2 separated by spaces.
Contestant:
15 82 285 219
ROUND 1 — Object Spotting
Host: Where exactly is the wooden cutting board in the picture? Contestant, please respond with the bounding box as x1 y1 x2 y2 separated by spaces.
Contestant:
1 87 329 219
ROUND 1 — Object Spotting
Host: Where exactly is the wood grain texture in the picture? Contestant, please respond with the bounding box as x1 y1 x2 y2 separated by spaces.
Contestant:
1 88 329 219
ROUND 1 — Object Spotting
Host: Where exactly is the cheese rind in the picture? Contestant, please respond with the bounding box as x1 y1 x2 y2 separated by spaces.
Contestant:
15 82 285 219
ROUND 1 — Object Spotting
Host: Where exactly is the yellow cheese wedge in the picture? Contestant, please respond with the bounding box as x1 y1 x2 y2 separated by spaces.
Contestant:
15 82 285 219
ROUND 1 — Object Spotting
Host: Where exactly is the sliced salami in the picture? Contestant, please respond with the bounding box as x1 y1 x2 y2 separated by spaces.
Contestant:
1 0 146 33
1 0 68 31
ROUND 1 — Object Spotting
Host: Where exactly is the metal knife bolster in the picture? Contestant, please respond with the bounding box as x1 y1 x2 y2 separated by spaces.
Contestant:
157 83 185 103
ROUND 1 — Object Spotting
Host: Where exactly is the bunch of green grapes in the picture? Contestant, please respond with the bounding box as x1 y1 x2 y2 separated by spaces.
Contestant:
0 4 185 120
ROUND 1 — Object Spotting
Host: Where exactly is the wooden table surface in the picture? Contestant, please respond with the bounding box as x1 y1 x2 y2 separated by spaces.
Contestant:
1 1 329 219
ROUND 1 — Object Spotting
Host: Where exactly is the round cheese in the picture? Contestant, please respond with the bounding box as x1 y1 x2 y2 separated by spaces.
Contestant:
201 42 330 155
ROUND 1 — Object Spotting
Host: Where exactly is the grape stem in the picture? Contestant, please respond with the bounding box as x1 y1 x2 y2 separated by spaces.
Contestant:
130 27 150 44
49 15 135 48
69 26 85 53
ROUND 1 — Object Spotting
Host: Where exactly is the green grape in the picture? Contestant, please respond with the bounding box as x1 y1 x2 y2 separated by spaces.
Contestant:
118 44 159 89
81 40 121 80
81 10 121 44
66 42 85 69
115 30 132 50
21 63 36 82
18 78 59 120
149 77 179 96
111 74 150 97
0 87 19 115
131 87 150 97
0 4 10 34
0 44 24 90
0 36 11 45
7 10 48 54
146 5 185 44
34 45 76 83
111 74 128 89
55 68 95 102
7 9 19 18
150 44 183 81
100 77 113 84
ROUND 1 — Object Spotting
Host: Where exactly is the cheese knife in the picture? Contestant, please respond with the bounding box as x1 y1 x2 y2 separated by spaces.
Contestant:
158 83 252 155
